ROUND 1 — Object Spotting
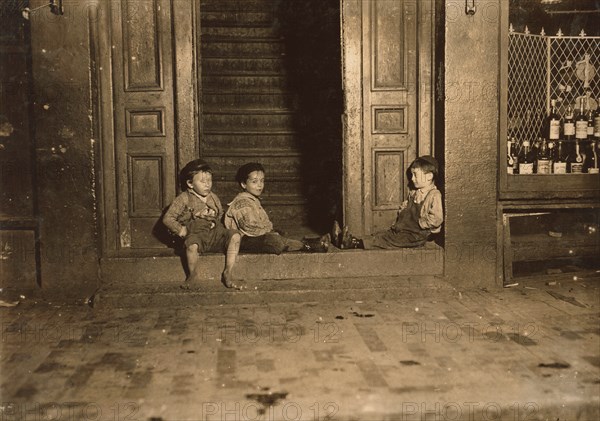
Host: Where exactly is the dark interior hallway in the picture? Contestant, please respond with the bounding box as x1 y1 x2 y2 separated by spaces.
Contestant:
199 0 343 237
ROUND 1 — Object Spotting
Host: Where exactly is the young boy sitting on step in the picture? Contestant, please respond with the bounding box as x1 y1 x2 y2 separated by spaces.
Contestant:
163 159 244 289
332 155 443 249
224 162 330 255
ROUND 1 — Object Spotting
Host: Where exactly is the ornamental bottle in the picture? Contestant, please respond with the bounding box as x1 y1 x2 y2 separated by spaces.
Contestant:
575 97 588 140
587 106 595 141
584 140 599 174
518 140 534 174
594 99 600 138
563 105 575 141
552 140 567 174
570 140 584 173
536 138 552 174
507 137 517 174
546 99 561 141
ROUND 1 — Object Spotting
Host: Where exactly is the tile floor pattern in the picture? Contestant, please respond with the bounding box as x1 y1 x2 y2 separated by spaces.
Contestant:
1 278 599 421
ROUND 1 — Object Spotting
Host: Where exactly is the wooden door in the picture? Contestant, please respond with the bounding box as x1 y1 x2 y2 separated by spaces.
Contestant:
99 0 195 254
343 0 432 235
362 0 419 233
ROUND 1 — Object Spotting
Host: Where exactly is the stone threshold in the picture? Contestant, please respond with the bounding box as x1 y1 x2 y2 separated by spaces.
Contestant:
100 242 444 285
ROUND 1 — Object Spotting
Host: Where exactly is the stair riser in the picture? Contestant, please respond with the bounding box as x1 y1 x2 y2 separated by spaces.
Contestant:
202 12 274 27
203 58 286 74
201 0 280 13
202 26 283 39
202 134 300 151
204 113 296 131
202 75 287 92
203 94 297 111
202 41 285 58
213 178 304 194
201 155 301 179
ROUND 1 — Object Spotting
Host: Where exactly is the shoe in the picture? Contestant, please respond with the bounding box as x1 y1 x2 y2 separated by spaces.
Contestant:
340 227 362 249
302 234 330 253
331 221 342 248
340 225 351 249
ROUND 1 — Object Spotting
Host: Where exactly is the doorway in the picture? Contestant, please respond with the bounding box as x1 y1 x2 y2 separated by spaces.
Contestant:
198 0 344 237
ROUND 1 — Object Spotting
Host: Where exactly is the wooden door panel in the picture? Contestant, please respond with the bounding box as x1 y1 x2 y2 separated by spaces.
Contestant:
111 0 176 250
363 0 417 234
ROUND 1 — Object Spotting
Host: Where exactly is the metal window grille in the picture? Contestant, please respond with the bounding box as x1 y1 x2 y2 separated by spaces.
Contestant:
508 30 600 146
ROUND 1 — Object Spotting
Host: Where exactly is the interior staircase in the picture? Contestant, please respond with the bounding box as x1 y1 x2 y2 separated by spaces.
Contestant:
200 0 309 232
199 0 343 236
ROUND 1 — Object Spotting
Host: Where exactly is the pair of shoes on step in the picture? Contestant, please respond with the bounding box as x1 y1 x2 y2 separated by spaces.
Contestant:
302 233 331 253
331 221 363 249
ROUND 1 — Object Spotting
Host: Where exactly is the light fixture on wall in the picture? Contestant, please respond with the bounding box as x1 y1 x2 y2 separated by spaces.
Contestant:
465 0 476 16
22 0 64 20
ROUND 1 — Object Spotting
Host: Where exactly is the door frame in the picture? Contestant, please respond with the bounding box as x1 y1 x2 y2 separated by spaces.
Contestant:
341 0 436 236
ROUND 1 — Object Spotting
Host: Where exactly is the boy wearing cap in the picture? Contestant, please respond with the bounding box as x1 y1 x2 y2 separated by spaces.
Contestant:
163 159 243 289
333 155 443 249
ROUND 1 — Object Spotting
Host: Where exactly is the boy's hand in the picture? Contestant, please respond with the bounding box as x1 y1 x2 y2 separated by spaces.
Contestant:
397 200 408 214
194 208 217 220
178 226 188 238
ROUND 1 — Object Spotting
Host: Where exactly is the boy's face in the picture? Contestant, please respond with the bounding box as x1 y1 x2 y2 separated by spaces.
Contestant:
187 171 212 197
241 170 265 197
410 167 433 189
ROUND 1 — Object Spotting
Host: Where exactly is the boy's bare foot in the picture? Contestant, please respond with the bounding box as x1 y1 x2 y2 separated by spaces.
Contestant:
180 274 202 290
221 270 246 290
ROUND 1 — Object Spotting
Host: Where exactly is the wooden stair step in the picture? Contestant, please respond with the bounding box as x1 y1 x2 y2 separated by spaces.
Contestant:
201 133 301 150
203 57 286 74
200 0 279 13
201 40 285 58
202 93 297 110
201 26 283 39
203 112 296 131
201 76 288 93
201 11 274 27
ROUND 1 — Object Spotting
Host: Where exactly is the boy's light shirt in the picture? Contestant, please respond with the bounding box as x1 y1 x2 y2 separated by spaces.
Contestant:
224 192 274 237
410 182 443 233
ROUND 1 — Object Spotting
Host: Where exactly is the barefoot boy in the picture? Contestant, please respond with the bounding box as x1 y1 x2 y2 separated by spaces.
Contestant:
163 159 243 289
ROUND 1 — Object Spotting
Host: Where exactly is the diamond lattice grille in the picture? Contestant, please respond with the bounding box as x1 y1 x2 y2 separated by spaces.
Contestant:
508 32 600 148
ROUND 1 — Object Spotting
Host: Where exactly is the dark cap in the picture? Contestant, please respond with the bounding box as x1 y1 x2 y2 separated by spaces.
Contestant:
418 155 439 173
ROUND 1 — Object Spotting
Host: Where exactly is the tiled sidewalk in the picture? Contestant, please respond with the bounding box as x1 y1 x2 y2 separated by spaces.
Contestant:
1 277 599 421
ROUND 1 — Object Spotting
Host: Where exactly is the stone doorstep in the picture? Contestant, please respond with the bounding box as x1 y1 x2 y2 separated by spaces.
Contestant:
100 243 444 285
96 244 445 307
94 275 454 308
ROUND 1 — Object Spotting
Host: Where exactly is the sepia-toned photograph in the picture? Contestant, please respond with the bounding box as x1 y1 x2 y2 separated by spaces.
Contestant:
1 0 599 420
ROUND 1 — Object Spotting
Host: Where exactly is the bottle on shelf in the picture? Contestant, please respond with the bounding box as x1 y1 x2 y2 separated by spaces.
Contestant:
563 105 575 141
575 97 588 141
546 99 561 141
518 140 534 174
570 140 584 173
507 137 517 174
536 138 552 174
552 140 568 174
594 98 600 139
587 103 595 141
584 140 599 174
